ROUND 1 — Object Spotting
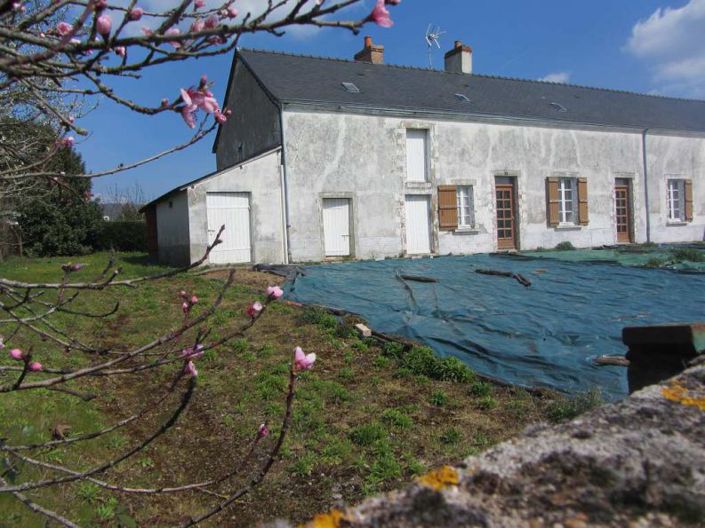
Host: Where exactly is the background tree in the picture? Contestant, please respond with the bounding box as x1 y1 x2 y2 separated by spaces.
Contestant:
15 130 104 256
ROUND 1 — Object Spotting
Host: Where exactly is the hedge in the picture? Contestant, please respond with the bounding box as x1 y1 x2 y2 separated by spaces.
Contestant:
95 221 147 252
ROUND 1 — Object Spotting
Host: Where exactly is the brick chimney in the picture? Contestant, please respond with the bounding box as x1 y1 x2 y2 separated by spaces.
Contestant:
444 41 472 74
354 36 384 65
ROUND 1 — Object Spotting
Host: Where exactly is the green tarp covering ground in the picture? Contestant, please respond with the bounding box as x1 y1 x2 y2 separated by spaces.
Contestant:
287 249 705 400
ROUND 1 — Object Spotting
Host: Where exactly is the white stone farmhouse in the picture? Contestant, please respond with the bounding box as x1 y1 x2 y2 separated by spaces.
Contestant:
142 38 705 266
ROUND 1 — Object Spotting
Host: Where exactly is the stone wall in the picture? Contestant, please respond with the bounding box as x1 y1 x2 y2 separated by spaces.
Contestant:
293 362 705 527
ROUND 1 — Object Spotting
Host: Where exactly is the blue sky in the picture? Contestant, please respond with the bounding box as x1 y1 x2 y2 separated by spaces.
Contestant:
84 0 705 201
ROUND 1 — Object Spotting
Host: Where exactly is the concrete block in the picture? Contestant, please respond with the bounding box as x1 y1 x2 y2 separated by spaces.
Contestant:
355 323 372 338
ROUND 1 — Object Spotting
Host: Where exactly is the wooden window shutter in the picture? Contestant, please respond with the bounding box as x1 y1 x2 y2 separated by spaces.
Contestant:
438 186 458 230
684 179 693 222
577 177 589 225
546 177 560 227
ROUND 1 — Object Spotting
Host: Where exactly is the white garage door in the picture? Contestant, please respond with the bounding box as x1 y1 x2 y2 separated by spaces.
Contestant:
323 198 351 256
206 192 251 264
405 195 431 255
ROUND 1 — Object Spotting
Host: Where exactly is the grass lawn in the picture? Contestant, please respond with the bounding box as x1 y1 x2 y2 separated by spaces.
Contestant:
0 252 589 527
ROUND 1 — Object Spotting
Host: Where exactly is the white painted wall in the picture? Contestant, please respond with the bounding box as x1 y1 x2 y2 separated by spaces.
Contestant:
646 134 705 243
281 109 704 263
187 149 285 264
155 191 190 266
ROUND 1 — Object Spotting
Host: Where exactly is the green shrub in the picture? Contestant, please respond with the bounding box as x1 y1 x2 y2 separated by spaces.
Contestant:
299 307 338 329
95 221 147 252
671 248 705 263
382 341 405 359
440 427 462 445
547 388 603 423
400 347 474 382
476 395 498 410
468 380 492 398
350 422 387 446
555 241 575 251
429 390 448 407
381 408 413 429
436 356 475 383
643 257 668 268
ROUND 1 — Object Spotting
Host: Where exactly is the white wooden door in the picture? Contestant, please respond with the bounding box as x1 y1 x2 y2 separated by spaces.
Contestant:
405 129 428 182
405 195 431 254
206 192 251 264
322 198 351 256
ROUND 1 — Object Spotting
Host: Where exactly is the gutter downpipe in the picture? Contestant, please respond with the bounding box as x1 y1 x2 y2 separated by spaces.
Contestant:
642 128 651 244
279 107 292 264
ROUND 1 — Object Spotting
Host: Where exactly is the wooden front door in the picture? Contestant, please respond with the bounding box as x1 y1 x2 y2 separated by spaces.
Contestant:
496 183 517 250
615 182 632 243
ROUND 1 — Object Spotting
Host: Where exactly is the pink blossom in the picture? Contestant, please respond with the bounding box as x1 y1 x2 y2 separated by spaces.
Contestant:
190 18 205 33
194 0 205 8
128 7 144 21
214 110 227 124
180 105 197 128
93 0 108 10
58 136 74 148
61 263 84 273
179 289 188 298
182 301 191 314
257 423 269 438
9 348 23 361
29 362 43 372
207 35 226 45
184 360 198 377
180 88 192 106
141 27 153 36
223 5 238 18
114 46 126 57
266 285 284 300
368 0 393 28
12 2 25 12
165 27 182 48
190 295 198 304
246 301 263 319
161 98 170 108
294 346 316 371
181 344 204 360
56 22 73 36
204 14 219 29
96 14 112 36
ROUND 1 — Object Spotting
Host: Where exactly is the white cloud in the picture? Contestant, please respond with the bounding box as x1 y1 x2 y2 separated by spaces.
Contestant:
119 0 360 39
539 72 571 84
625 0 705 98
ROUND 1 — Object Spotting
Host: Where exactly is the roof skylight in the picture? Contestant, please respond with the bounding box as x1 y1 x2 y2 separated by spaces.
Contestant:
550 102 568 112
341 82 360 93
454 93 471 102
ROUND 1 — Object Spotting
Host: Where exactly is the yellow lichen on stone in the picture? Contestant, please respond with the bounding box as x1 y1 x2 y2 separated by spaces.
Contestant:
661 382 705 411
417 465 460 491
301 509 345 528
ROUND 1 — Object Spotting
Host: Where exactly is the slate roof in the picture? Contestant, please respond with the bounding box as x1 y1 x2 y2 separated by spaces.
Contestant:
239 49 705 133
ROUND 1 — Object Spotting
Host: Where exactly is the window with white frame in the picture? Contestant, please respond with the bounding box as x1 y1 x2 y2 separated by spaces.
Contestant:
558 177 578 224
667 179 685 221
456 185 475 228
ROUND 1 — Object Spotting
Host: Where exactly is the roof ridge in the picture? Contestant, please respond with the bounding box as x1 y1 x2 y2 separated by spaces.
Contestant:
238 47 705 104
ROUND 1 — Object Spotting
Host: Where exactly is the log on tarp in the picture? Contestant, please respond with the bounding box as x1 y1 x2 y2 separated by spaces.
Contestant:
398 274 438 283
475 268 532 287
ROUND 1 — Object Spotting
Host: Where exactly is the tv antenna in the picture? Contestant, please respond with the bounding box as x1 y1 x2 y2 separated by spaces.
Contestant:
425 24 445 68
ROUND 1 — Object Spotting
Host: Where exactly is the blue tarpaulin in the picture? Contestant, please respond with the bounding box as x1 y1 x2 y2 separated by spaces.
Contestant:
286 254 705 400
